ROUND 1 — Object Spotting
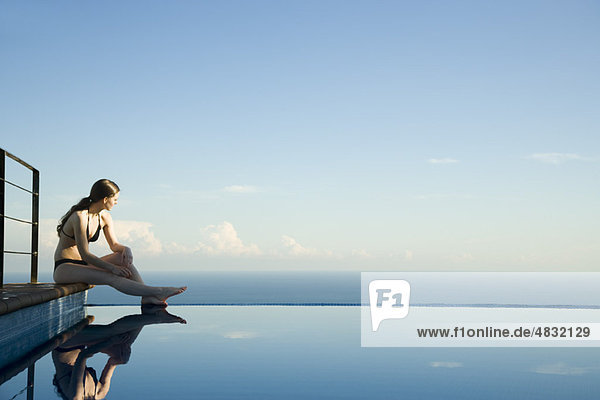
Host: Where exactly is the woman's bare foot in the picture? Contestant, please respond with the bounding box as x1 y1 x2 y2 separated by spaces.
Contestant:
141 306 187 324
141 296 167 306
156 286 187 305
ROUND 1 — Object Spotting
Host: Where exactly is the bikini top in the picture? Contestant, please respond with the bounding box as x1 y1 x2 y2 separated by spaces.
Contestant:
62 212 102 242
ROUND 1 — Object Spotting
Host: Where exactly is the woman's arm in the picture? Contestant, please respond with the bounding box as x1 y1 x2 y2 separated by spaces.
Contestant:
69 350 91 399
102 212 133 267
96 361 117 398
72 212 130 276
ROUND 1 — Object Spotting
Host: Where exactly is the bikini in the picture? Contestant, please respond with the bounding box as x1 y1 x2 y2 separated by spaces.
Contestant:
54 212 102 270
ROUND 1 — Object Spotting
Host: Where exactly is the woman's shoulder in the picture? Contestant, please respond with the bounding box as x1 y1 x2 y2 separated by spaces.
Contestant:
70 209 88 219
65 210 88 226
100 210 113 224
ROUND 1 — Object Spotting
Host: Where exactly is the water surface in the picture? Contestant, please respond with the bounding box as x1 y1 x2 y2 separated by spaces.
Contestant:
1 306 599 399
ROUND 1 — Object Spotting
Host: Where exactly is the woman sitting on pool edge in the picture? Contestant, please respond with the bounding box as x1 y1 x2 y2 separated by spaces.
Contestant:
54 179 186 306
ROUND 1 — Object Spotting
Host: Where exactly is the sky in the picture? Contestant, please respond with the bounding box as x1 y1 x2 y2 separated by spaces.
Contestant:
1 1 599 273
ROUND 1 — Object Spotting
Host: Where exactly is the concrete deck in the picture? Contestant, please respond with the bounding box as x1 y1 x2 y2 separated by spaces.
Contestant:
0 282 92 315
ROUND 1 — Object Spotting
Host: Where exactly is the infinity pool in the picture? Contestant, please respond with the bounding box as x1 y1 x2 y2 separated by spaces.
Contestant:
1 305 599 399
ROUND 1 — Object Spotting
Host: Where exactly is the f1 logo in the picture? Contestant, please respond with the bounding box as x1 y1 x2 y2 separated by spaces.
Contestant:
369 280 411 331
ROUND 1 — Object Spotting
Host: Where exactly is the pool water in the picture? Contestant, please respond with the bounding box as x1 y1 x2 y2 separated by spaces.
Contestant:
1 305 599 399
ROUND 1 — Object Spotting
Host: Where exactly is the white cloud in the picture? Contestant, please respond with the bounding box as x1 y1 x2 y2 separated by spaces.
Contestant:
532 362 592 376
280 235 334 258
163 241 198 255
38 216 364 262
449 253 475 263
223 331 259 339
526 153 589 165
38 218 163 257
281 235 320 256
224 185 258 193
428 158 459 164
430 361 463 368
351 249 371 257
109 220 163 255
196 221 262 256
40 218 60 251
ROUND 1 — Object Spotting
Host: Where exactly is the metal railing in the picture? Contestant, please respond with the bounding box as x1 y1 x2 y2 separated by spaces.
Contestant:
0 148 39 287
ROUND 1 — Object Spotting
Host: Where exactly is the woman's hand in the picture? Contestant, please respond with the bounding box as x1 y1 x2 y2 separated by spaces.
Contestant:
121 247 134 268
111 265 132 278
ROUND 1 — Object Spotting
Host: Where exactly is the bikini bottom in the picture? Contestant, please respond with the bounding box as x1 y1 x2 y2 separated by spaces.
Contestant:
54 258 88 270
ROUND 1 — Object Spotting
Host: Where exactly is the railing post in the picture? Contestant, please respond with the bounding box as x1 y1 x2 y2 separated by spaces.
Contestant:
27 364 35 400
0 149 5 288
31 169 39 284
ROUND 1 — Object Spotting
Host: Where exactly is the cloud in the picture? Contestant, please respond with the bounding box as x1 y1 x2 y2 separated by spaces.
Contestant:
163 241 198 255
351 249 371 257
223 331 259 339
525 153 589 165
430 361 463 368
38 218 163 257
281 235 320 256
40 218 60 251
196 222 262 256
449 253 475 263
532 362 593 376
280 235 333 257
428 158 459 164
109 220 163 255
224 185 258 193
40 216 361 262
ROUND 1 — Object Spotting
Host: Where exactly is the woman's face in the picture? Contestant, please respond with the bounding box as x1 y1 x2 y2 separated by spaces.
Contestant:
104 192 119 210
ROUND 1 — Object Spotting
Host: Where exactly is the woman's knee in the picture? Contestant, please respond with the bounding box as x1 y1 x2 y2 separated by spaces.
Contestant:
101 252 123 265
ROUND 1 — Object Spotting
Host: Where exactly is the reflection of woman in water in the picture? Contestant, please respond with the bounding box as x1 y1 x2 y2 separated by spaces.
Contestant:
54 179 186 306
52 308 186 399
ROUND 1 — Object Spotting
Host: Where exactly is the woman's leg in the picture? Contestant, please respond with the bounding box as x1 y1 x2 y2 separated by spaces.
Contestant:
54 263 185 302
99 252 163 305
100 252 145 284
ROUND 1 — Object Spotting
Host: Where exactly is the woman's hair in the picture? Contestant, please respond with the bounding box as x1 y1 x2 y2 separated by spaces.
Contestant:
52 374 70 400
53 371 98 400
56 179 120 237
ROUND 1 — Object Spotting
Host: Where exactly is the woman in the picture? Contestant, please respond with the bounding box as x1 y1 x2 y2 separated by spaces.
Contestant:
54 179 186 305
